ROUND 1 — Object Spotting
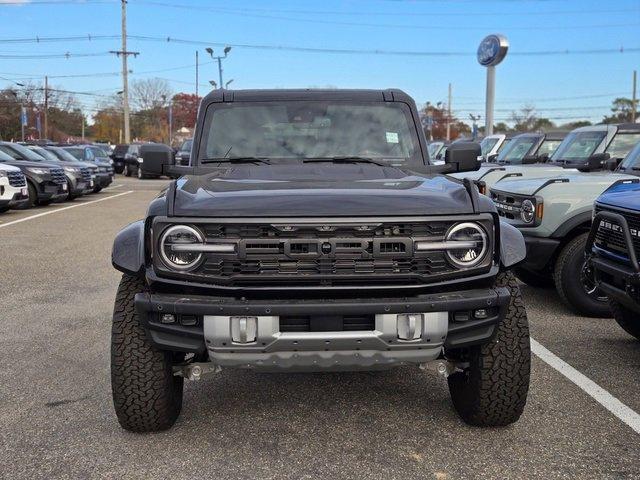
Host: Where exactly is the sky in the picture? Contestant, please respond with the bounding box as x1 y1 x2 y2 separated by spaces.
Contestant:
0 0 639 127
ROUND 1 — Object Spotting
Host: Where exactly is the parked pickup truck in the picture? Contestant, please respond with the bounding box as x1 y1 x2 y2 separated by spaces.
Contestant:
452 124 640 195
110 88 531 432
489 140 640 317
0 156 29 212
586 174 640 340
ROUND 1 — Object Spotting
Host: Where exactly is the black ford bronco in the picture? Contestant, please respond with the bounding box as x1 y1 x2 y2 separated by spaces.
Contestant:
111 89 530 432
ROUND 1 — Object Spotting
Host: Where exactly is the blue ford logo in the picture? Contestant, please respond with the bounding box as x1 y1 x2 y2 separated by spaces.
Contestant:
477 34 509 67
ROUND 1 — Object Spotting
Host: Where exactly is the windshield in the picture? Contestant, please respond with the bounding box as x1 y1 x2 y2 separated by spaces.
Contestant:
480 137 499 156
497 136 538 164
181 140 193 151
64 148 84 161
0 149 15 162
537 139 563 157
551 130 607 162
428 142 444 157
606 132 640 159
28 146 60 163
0 143 47 161
88 146 109 157
198 101 422 166
45 146 81 163
617 141 640 172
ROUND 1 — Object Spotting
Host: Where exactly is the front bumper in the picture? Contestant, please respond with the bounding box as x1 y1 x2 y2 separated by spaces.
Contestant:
0 179 29 207
95 173 112 188
587 210 640 313
134 286 510 371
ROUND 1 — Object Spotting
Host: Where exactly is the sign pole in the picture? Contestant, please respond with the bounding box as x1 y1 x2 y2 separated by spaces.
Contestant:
485 66 496 136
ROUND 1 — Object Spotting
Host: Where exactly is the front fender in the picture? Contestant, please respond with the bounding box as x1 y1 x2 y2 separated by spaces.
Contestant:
112 220 146 276
499 220 526 268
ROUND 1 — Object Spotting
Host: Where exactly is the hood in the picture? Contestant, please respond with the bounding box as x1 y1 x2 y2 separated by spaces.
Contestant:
598 181 640 212
6 160 63 170
492 171 637 196
172 164 475 217
0 162 21 172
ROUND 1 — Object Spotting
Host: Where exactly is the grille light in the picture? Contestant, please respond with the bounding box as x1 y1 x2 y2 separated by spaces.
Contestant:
159 225 205 271
521 199 535 223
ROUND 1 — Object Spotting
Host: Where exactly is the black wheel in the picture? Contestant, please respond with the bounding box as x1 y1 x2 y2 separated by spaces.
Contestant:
93 186 102 193
514 266 554 289
27 181 38 207
111 275 184 432
123 164 131 177
446 270 531 427
0 205 9 213
610 300 640 340
137 166 145 179
66 181 78 201
554 233 611 317
114 165 124 174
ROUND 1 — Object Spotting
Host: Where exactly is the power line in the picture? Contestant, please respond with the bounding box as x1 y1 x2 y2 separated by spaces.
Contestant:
0 51 111 59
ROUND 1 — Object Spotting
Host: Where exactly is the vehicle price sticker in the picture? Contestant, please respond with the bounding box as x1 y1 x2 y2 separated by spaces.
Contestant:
62 183 68 191
21 187 28 196
386 132 399 144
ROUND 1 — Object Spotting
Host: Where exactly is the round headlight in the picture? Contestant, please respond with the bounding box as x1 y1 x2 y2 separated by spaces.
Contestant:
445 222 488 268
159 225 204 271
521 199 535 224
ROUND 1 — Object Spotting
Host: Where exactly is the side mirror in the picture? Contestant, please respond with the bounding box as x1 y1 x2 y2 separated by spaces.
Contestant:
578 152 610 172
139 143 174 176
604 158 618 171
486 153 498 163
445 142 482 173
538 153 550 163
522 155 538 165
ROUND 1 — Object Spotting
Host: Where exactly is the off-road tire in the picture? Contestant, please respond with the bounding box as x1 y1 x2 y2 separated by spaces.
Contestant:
137 166 145 179
447 270 531 427
123 164 131 177
111 275 184 432
610 300 640 340
514 266 554 289
554 233 611 317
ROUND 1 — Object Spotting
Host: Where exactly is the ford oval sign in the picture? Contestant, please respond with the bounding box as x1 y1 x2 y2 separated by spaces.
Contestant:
477 34 509 67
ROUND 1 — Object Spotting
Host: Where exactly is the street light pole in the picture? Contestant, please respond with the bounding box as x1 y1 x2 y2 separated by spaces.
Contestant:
205 47 231 89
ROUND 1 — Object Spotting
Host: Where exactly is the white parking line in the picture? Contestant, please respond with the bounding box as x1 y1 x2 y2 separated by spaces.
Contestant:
104 184 124 190
0 191 133 229
531 338 640 434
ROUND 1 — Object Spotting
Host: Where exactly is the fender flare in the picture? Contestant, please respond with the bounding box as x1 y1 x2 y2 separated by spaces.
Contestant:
551 211 592 238
112 220 146 276
499 220 526 268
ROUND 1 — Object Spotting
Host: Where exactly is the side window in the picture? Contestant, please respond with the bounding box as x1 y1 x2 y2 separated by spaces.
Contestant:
606 133 640 159
537 140 562 157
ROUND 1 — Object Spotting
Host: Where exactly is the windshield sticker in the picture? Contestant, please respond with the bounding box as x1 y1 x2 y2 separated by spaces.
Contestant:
386 132 399 144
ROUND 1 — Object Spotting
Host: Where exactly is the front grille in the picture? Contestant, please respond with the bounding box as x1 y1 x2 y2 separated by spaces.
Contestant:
80 167 91 183
491 190 525 221
594 205 640 259
50 168 66 185
7 170 26 187
279 314 375 332
154 217 495 287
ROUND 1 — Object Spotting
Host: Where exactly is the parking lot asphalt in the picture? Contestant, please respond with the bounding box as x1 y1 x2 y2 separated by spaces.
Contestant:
1 176 639 480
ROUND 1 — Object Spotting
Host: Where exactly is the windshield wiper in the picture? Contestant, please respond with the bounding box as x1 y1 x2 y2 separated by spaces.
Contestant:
303 156 386 167
201 156 271 165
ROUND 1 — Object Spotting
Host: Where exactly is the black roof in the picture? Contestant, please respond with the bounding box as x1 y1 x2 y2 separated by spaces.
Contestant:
201 88 414 104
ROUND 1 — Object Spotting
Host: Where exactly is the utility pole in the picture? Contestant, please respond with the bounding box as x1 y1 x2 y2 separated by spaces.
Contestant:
81 111 85 141
206 47 231 89
110 0 139 144
632 70 637 123
43 75 48 140
195 50 199 98
446 83 452 141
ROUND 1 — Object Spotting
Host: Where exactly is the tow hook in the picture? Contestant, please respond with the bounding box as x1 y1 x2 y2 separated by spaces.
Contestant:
174 363 221 380
420 360 460 378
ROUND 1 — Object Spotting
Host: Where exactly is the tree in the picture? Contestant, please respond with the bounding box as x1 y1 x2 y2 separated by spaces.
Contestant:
559 120 592 130
131 78 173 111
420 102 469 140
602 97 637 124
510 105 555 132
171 93 200 129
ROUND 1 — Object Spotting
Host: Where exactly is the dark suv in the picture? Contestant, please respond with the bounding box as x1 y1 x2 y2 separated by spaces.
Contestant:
0 141 68 206
63 145 114 192
110 89 531 433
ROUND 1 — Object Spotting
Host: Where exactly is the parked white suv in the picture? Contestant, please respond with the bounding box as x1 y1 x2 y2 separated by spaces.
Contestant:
0 157 29 212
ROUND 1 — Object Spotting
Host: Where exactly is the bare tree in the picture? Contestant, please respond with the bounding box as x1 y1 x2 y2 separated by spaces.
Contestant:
130 78 173 111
